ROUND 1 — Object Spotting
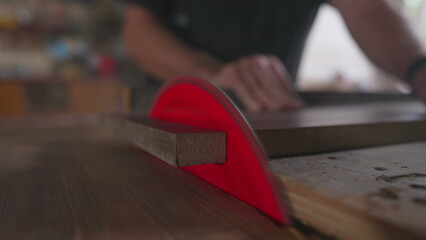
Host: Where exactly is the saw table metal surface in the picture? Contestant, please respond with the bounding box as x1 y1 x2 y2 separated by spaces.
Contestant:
0 117 321 240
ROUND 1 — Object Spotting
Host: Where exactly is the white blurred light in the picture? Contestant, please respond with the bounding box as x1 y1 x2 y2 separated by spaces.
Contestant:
405 0 424 8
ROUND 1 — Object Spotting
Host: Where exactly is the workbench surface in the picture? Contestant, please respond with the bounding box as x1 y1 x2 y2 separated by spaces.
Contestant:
2 112 425 240
271 143 426 240
0 116 320 240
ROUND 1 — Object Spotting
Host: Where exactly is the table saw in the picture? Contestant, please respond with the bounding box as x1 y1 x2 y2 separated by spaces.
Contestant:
1 76 425 240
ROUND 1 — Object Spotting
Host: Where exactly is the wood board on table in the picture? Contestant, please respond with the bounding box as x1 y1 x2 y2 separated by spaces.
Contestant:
108 101 426 161
270 142 426 240
104 115 226 166
246 101 426 157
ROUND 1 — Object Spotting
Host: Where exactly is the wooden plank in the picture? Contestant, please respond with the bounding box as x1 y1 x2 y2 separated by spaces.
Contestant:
108 101 426 159
270 142 426 240
104 116 226 167
0 123 320 240
298 91 415 106
255 120 426 157
246 101 426 157
225 91 415 111
113 101 426 159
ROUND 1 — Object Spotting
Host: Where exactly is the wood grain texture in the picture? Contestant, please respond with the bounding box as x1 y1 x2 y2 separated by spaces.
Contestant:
270 142 426 240
104 116 226 167
247 101 426 157
0 122 320 240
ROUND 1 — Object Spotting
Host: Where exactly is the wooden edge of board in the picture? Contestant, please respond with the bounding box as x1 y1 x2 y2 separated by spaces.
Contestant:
273 176 426 240
256 120 426 158
102 115 226 167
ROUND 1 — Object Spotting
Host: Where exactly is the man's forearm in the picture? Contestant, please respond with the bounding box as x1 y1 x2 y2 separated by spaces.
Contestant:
123 5 223 81
123 5 303 111
331 0 425 81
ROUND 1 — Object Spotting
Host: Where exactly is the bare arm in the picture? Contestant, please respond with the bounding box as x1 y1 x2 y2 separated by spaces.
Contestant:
123 5 302 111
329 0 425 81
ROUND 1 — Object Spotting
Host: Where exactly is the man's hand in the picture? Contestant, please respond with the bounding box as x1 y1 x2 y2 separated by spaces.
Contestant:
125 7 302 112
211 55 303 112
412 68 426 104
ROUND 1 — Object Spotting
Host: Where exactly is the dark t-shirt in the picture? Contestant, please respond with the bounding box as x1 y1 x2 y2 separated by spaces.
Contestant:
126 0 324 80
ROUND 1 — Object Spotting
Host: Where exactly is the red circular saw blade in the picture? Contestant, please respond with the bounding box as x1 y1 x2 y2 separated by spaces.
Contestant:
150 76 290 224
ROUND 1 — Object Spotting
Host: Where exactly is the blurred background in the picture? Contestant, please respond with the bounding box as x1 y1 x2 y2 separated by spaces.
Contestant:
0 0 425 117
